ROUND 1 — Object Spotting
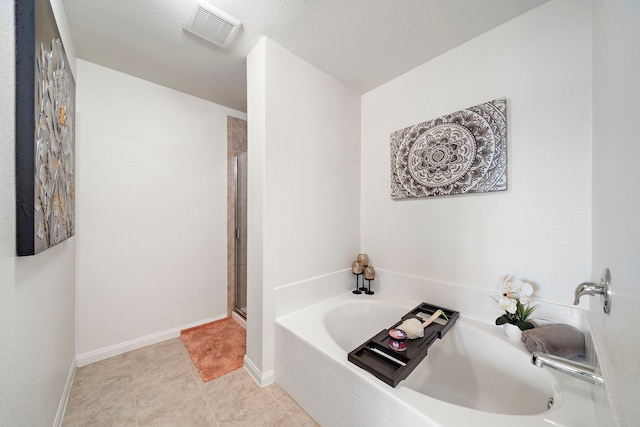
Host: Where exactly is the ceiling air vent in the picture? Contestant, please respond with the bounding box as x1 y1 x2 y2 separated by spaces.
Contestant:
185 3 241 48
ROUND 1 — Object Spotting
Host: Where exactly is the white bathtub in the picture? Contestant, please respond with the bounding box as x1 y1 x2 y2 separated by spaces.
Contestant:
274 292 598 427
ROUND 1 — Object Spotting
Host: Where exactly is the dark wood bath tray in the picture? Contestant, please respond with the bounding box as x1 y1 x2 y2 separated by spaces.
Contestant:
347 302 459 387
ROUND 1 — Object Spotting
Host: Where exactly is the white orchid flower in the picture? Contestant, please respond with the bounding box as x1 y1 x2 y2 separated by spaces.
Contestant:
515 280 533 297
496 275 538 327
502 275 516 292
499 296 517 314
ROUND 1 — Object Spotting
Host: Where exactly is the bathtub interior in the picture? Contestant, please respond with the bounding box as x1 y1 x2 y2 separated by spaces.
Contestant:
324 300 410 352
399 321 554 415
324 298 554 415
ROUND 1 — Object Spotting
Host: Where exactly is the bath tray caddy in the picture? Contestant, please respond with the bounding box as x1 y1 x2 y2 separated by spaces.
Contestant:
347 302 459 387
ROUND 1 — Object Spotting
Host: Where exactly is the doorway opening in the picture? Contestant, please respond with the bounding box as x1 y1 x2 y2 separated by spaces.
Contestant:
227 117 247 320
233 152 247 318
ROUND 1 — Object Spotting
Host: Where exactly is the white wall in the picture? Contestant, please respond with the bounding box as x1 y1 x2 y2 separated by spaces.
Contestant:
361 0 592 306
246 38 267 375
246 37 361 381
591 0 640 424
75 60 245 358
0 1 76 425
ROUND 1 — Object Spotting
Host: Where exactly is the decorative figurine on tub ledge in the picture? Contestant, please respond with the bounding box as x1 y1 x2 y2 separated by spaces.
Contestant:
357 253 369 266
363 265 375 295
351 254 375 295
351 261 364 294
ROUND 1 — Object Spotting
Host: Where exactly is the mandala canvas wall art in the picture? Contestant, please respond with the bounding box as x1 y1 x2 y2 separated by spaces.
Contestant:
16 0 76 256
390 98 507 199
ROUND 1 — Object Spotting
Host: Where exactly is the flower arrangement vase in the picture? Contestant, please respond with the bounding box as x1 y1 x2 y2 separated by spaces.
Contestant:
503 323 522 341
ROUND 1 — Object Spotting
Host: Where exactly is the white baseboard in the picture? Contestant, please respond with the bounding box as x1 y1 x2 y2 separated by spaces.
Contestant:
75 314 227 367
53 357 76 427
231 311 246 329
243 354 274 387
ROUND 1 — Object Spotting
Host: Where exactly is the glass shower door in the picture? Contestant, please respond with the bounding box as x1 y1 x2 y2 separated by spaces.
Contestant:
234 152 248 318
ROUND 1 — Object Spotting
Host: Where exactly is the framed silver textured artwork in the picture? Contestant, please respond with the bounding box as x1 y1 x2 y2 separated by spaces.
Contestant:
16 0 76 256
390 98 507 199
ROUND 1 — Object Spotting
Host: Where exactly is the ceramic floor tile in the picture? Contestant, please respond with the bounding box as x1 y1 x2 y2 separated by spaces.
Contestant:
185 349 206 382
135 370 216 426
133 355 192 388
226 401 299 427
62 409 138 427
136 392 216 426
63 338 317 427
115 339 183 367
128 338 190 369
135 370 198 402
266 381 288 400
62 375 136 427
210 386 276 424
200 368 263 411
278 393 320 426
70 357 132 392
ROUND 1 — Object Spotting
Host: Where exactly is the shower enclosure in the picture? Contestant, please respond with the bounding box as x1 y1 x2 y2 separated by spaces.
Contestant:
233 152 248 318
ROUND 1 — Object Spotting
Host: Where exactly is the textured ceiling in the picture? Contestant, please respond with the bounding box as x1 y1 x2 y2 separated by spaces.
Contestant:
62 0 548 112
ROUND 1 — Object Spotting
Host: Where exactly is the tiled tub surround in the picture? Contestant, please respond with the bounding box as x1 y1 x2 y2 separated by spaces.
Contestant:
274 270 604 426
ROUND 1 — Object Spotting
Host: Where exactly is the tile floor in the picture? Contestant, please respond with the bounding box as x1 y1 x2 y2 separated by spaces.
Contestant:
62 338 318 426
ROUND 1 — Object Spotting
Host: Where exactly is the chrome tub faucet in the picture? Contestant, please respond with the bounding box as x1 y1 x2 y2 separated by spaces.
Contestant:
573 268 612 314
531 352 604 385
